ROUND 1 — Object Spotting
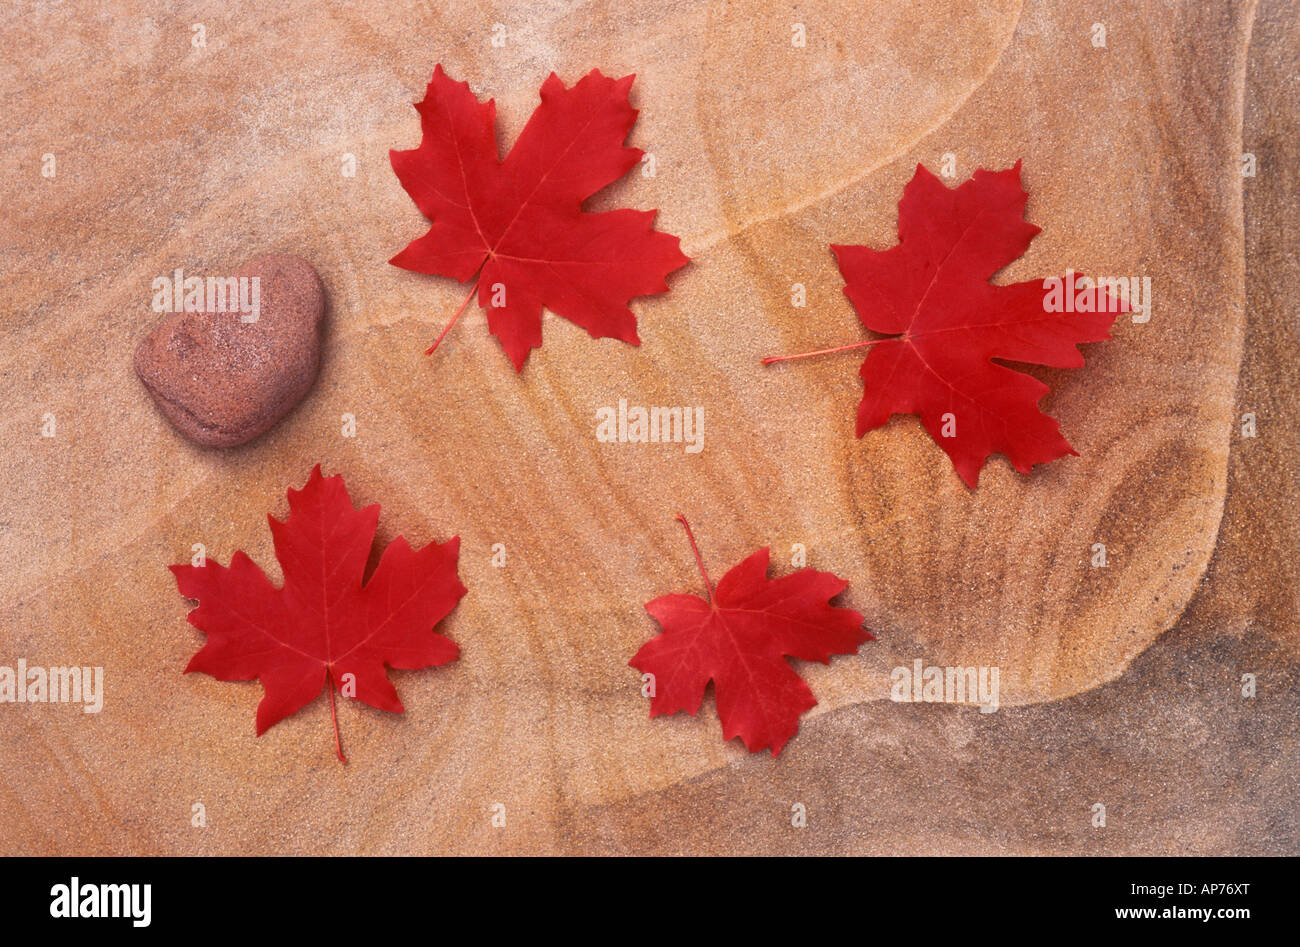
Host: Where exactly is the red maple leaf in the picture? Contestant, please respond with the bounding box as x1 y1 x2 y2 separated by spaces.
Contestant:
763 162 1124 487
170 466 466 762
629 515 870 756
390 65 689 370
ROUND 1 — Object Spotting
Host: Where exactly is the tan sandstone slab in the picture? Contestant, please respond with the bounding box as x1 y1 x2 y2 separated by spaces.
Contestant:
0 0 1290 854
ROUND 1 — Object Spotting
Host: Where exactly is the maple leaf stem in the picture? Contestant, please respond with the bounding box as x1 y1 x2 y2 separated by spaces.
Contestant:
425 278 481 356
674 513 715 606
760 338 890 366
326 666 348 764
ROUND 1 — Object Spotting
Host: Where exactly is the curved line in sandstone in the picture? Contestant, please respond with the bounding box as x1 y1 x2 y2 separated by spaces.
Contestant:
806 1 1259 720
679 0 1028 258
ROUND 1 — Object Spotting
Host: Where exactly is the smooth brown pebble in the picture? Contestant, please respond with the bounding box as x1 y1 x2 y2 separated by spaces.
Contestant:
134 253 325 447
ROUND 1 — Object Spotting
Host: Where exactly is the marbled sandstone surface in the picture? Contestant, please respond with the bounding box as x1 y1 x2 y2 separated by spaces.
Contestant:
0 0 1294 854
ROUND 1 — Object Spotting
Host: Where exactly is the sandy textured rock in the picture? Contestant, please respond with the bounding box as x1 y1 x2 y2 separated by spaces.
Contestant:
134 253 324 446
0 0 1294 854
